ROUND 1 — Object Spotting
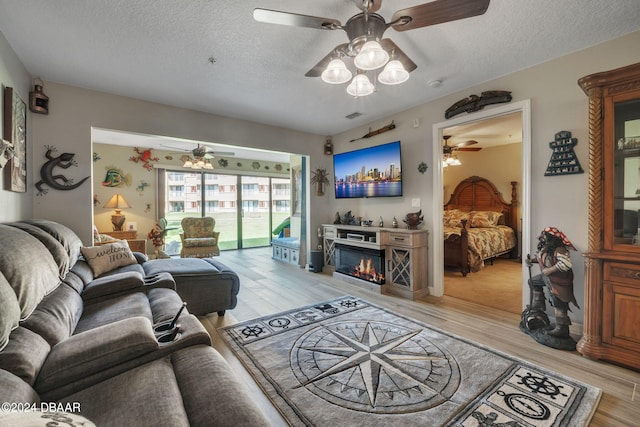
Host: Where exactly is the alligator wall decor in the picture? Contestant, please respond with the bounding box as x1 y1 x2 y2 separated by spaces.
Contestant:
444 90 512 119
35 145 90 195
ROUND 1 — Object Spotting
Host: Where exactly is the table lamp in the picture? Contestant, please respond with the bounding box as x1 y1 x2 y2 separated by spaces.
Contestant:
103 194 131 231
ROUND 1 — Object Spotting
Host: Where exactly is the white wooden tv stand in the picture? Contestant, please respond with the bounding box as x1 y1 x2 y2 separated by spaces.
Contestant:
322 224 428 300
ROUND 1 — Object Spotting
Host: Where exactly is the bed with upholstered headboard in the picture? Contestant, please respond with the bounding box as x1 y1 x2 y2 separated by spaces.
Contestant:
443 176 518 276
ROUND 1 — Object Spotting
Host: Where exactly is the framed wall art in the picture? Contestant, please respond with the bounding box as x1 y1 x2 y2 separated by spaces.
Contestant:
3 87 27 192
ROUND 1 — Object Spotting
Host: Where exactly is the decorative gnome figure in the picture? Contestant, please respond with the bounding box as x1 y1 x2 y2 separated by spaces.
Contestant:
520 227 579 350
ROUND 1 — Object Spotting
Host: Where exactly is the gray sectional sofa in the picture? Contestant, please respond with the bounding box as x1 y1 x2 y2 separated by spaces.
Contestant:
0 219 269 426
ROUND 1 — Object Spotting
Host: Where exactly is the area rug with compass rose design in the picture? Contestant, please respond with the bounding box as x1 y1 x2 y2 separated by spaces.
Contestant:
219 296 601 426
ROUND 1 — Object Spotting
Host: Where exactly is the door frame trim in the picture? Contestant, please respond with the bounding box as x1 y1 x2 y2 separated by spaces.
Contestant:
430 99 531 307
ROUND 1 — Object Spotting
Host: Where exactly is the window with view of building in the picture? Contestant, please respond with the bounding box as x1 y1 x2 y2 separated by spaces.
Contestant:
160 171 291 254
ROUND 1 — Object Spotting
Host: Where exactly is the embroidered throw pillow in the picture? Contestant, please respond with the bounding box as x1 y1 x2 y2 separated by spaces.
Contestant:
0 410 96 427
81 240 137 277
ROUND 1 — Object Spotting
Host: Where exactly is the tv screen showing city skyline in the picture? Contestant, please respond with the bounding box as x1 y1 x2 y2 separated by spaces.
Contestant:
333 141 402 199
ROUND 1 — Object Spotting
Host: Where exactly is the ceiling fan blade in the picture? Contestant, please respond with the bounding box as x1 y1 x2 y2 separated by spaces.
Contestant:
254 8 342 30
351 0 382 12
305 44 349 77
390 0 490 32
455 139 478 148
161 144 188 152
456 147 482 151
206 150 235 156
379 39 417 72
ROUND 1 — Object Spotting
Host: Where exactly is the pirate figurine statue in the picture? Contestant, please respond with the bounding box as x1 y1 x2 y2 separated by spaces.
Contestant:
520 227 579 350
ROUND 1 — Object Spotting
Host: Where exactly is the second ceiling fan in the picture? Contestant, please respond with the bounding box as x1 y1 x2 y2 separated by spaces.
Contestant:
253 0 491 95
443 135 482 155
442 135 481 167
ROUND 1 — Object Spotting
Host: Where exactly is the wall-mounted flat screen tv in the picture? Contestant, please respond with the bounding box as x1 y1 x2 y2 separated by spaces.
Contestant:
333 141 402 199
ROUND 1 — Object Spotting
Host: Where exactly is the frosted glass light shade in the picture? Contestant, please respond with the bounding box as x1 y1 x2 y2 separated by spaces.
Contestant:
321 59 352 84
354 40 389 70
378 60 409 85
347 74 375 97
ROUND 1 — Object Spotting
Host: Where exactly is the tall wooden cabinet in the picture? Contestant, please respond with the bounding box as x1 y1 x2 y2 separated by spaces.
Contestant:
577 62 640 370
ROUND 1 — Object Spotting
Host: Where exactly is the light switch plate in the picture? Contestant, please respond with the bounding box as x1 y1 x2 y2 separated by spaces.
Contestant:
412 198 421 207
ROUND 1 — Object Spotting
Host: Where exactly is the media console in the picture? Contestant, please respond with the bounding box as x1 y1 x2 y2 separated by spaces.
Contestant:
322 224 428 300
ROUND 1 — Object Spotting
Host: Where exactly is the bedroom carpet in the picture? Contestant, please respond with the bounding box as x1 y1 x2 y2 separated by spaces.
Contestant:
219 295 600 427
445 257 523 314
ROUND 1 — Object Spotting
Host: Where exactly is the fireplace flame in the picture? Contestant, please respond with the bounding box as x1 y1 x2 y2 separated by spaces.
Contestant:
354 257 384 284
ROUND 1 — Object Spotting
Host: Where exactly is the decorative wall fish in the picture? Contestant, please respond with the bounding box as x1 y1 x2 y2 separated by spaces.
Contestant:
102 166 131 187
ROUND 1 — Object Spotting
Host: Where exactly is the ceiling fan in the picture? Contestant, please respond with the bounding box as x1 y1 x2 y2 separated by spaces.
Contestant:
162 144 235 159
442 135 482 155
442 135 480 167
253 0 491 89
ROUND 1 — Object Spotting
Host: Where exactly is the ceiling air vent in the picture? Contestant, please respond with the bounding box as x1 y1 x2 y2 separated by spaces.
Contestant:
345 112 362 119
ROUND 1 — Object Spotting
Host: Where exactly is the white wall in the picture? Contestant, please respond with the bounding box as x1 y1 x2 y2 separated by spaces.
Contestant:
0 31 32 221
28 84 326 244
443 143 522 209
328 30 640 327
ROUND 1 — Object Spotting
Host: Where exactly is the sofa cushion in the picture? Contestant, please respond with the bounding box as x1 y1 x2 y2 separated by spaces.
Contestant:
22 219 83 268
60 356 190 427
35 317 158 394
183 237 217 247
8 222 70 278
82 271 145 302
0 224 61 320
172 346 271 426
0 327 50 385
0 272 20 352
0 369 40 405
74 292 153 334
20 284 83 347
81 240 137 277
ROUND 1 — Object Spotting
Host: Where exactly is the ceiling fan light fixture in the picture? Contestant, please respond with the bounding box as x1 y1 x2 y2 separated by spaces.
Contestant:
321 58 352 84
346 73 375 97
354 40 389 70
378 59 409 85
183 158 193 168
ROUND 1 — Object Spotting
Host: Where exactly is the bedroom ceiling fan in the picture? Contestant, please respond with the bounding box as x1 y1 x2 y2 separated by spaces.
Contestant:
442 135 481 167
253 0 491 97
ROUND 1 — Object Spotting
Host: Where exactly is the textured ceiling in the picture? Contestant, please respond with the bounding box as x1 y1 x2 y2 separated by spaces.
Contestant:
1 0 640 138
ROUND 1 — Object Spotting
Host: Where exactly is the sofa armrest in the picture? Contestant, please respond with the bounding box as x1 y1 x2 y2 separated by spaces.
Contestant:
35 317 157 394
134 252 149 263
82 271 145 301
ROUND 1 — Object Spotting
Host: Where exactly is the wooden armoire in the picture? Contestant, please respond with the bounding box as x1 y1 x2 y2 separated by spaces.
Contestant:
577 62 640 370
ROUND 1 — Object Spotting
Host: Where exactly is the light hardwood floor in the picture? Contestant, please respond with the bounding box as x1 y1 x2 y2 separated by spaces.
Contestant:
202 247 640 427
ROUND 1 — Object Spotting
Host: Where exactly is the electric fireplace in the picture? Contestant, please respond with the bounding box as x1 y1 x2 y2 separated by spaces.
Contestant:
335 243 385 285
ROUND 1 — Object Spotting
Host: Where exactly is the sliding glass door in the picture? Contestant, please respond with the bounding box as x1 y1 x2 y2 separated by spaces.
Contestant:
240 176 271 248
162 171 289 254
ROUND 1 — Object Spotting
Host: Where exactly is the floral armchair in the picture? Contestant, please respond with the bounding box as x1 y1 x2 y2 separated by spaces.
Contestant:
180 217 220 258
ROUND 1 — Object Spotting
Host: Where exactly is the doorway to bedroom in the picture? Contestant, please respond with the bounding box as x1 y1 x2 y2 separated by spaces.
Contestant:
432 101 531 315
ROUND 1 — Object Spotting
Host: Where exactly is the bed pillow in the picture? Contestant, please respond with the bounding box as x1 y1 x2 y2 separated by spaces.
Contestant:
443 209 469 228
469 211 503 228
81 240 137 277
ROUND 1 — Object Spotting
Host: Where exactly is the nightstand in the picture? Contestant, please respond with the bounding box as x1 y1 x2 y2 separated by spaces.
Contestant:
102 230 138 240
99 230 146 253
